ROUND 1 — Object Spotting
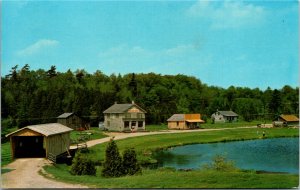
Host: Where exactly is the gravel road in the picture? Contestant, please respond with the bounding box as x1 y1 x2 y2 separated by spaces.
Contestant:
1 158 88 188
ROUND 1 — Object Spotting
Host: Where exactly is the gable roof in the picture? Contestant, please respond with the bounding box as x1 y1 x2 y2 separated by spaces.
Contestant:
6 123 73 137
57 113 74 119
167 114 185 121
279 114 299 122
103 103 146 114
218 111 238 117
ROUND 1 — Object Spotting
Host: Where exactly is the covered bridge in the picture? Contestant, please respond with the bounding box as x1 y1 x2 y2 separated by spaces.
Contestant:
6 123 73 160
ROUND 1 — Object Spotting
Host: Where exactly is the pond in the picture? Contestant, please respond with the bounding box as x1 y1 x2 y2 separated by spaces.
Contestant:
153 137 299 174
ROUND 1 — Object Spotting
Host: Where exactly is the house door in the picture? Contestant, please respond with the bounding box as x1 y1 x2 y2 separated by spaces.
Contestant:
131 121 137 130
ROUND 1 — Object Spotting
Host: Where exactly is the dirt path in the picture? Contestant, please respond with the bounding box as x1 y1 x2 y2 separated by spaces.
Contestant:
1 158 88 188
2 126 256 188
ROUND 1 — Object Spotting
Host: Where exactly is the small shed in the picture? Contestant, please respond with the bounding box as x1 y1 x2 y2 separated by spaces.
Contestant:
167 114 205 130
57 113 88 130
277 114 299 126
211 110 238 123
6 123 73 160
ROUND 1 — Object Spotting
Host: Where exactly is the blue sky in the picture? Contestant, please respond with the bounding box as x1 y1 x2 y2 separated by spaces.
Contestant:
2 1 299 89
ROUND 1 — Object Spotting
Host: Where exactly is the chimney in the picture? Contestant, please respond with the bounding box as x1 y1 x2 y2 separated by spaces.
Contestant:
132 100 135 104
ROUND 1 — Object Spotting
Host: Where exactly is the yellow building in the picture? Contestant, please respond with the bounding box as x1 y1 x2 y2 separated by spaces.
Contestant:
167 114 205 130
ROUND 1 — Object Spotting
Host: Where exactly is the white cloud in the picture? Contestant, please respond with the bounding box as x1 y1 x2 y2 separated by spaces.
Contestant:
187 0 266 29
17 39 59 56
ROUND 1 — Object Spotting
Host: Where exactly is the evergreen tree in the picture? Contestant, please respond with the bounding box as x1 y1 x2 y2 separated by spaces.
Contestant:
122 148 141 175
102 138 123 177
70 151 96 176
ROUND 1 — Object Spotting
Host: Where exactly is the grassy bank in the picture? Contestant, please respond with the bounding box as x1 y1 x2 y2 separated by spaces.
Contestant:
43 162 299 188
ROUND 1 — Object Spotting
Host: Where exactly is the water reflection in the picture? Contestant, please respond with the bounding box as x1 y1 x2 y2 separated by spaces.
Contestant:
153 138 299 174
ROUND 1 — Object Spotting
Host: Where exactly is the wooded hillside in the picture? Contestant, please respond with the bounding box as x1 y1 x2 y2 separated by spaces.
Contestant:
2 64 299 128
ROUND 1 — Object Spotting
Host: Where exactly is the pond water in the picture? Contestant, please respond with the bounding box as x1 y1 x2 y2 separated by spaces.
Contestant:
153 138 299 174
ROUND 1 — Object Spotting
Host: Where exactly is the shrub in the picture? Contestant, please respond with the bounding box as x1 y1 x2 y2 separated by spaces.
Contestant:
122 148 141 175
102 138 123 177
70 152 96 176
202 154 238 172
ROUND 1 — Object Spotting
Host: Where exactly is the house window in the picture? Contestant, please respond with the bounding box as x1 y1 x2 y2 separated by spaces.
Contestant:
138 121 143 128
177 122 179 126
124 121 129 128
137 113 143 118
116 113 119 118
125 113 131 118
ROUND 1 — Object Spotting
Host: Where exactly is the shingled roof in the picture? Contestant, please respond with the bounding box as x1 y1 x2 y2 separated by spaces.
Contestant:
57 113 74 119
103 103 146 114
6 123 73 137
167 114 185 121
218 111 238 117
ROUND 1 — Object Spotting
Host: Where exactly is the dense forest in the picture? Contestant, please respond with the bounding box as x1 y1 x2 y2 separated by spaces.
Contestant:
2 64 299 129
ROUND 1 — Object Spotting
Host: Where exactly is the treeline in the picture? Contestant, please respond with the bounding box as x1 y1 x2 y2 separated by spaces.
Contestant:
2 64 299 128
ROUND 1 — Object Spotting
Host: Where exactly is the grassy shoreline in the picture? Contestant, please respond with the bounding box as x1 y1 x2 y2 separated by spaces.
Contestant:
42 127 299 188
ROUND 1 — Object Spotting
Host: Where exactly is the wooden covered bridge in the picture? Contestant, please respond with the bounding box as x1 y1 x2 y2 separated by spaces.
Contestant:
6 123 73 161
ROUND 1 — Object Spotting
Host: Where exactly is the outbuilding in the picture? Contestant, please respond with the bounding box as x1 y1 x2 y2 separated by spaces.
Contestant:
167 114 205 130
6 123 73 160
57 112 88 130
211 110 239 123
277 114 299 126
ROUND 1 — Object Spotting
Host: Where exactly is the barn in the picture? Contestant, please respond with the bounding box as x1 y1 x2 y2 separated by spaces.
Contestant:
6 123 73 160
57 112 88 130
277 114 299 126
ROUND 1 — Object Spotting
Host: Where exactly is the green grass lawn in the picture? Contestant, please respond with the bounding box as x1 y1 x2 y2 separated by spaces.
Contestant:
1 127 18 166
201 120 271 129
1 142 12 166
43 161 299 188
145 120 271 131
70 127 108 144
145 124 168 131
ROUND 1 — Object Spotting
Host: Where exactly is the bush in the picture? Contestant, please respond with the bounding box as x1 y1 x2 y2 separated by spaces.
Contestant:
122 148 141 175
102 138 123 177
70 152 96 176
202 154 238 172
